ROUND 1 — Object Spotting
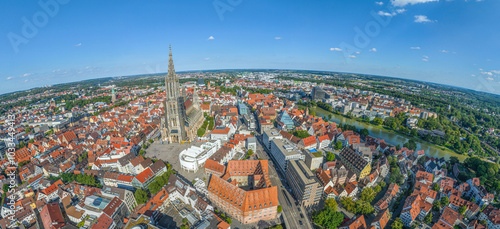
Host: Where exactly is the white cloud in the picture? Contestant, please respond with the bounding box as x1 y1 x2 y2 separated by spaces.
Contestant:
204 58 210 60
414 15 435 23
441 50 449 53
486 77 494 81
491 70 500 74
378 9 405 17
75 43 82 47
274 37 282 40
375 1 384 5
355 51 361 54
423 55 429 59
24 79 29 83
6 76 13 80
410 47 421 49
370 48 377 52
330 48 343 51
391 0 438 7
481 71 493 76
21 73 32 78
348 55 357 58
378 11 397 16
422 58 429 62
396 9 407 13
208 36 215 40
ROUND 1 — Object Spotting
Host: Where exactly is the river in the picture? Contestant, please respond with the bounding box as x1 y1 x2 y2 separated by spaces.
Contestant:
302 106 467 162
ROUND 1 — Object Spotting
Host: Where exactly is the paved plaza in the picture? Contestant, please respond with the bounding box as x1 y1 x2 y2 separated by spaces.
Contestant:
145 141 207 182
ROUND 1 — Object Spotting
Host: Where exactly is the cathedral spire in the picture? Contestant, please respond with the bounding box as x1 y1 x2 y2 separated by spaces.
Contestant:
168 45 176 80
193 87 199 108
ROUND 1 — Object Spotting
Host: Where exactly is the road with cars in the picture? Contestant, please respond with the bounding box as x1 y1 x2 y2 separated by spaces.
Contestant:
255 134 313 229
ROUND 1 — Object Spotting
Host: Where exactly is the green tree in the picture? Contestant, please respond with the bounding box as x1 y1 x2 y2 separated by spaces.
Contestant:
458 205 467 215
418 156 427 165
312 207 343 229
374 185 382 193
197 128 206 137
326 152 336 161
355 200 374 214
135 189 149 204
432 183 440 191
340 197 356 213
433 201 441 211
440 196 449 206
2 184 9 193
334 141 343 150
403 139 417 151
226 217 232 224
182 218 188 224
292 130 311 139
359 128 369 137
372 117 384 125
277 205 282 213
379 180 386 188
360 187 376 202
424 212 433 224
449 156 459 165
392 218 404 229
325 198 337 211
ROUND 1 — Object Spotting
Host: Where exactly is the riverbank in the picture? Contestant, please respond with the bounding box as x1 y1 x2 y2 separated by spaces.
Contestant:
299 105 468 162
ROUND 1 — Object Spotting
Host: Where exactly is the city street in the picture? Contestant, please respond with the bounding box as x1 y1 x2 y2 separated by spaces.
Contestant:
255 134 313 229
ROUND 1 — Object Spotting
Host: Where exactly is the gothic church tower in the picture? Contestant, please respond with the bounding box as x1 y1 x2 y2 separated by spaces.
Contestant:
162 45 185 143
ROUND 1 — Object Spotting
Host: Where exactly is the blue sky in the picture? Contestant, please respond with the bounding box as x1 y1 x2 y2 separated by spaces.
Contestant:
1 0 499 95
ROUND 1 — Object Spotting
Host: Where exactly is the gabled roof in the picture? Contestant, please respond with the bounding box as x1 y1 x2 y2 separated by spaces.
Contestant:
135 168 154 183
205 159 225 175
301 135 317 147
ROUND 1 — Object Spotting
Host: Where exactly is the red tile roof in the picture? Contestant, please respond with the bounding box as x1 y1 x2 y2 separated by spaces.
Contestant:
135 168 154 184
40 203 65 229
301 135 317 147
91 214 114 229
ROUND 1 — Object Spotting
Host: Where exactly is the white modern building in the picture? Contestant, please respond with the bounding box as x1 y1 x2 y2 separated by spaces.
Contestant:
270 138 305 173
262 129 283 151
179 140 221 172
